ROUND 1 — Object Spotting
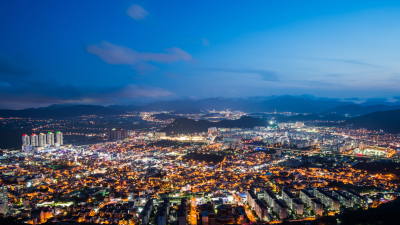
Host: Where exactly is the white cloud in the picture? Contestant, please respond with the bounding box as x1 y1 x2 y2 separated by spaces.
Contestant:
200 37 210 46
127 4 148 20
0 81 11 88
116 84 174 98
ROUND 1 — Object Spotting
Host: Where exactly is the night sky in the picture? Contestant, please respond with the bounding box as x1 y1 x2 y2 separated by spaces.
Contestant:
1 0 400 109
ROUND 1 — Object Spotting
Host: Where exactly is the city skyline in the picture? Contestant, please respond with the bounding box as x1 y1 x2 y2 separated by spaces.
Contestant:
2 1 400 109
2 2 400 223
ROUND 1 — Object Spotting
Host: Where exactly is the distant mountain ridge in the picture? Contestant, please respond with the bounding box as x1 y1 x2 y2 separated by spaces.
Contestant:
276 114 347 122
104 96 355 113
0 105 120 118
321 109 400 133
172 108 203 114
160 116 268 135
2 95 400 118
323 104 400 116
106 98 400 114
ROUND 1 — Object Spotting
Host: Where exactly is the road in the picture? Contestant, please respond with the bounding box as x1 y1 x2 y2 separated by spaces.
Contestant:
232 192 257 223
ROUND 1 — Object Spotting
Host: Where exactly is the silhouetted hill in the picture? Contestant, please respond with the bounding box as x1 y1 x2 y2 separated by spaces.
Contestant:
218 116 268 127
323 104 400 116
160 116 268 135
360 100 400 106
1 95 358 113
201 113 223 118
135 98 253 112
35 103 84 110
323 114 348 121
110 96 353 113
276 114 347 122
254 95 349 113
9 96 400 116
321 109 400 133
160 118 211 135
339 196 400 225
0 105 121 118
153 113 182 120
107 104 138 111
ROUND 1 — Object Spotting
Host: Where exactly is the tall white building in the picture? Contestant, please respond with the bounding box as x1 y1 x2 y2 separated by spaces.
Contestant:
31 134 39 147
47 132 54 146
0 185 8 215
56 131 63 146
208 127 218 133
22 134 30 146
295 122 304 128
39 133 46 146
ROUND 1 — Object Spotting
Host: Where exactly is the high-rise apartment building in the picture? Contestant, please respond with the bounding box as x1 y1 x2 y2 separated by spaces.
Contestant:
22 134 30 146
0 185 8 215
31 134 39 147
56 131 63 146
47 132 54 146
108 128 129 140
39 133 46 147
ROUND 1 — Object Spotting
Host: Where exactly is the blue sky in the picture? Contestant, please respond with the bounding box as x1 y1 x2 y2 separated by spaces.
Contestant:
1 0 400 109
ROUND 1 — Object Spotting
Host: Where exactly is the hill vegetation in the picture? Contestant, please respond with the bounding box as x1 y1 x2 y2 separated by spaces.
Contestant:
352 161 400 177
323 104 400 116
327 181 378 193
153 113 182 120
339 197 400 225
182 153 225 163
160 116 268 135
321 109 400 133
276 114 347 122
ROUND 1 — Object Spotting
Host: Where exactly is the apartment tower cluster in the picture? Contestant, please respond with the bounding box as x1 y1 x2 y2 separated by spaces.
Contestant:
22 131 63 150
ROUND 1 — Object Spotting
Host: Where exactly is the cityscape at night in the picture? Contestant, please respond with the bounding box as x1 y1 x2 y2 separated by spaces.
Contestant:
2 1 400 225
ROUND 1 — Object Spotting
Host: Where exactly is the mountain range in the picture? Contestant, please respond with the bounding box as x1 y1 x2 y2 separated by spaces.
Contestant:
1 95 400 118
0 105 120 118
91 96 400 115
1 100 400 134
323 104 400 116
321 109 400 134
162 110 400 135
276 114 347 122
108 96 353 113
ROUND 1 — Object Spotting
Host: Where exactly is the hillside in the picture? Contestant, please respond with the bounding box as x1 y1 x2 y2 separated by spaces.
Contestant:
160 116 268 135
339 197 400 225
153 113 182 120
321 109 400 133
0 105 121 118
276 114 347 122
107 104 137 111
323 104 400 116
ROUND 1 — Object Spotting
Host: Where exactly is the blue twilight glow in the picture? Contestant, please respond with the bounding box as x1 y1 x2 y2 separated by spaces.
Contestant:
1 0 400 109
